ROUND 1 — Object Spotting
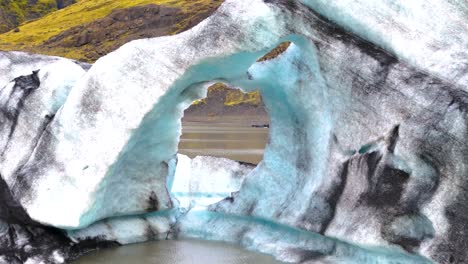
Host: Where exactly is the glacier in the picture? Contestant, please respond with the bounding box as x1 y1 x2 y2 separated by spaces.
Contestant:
0 0 467 263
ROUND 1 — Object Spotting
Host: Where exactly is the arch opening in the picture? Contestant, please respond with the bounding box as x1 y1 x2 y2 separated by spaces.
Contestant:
76 36 304 227
159 34 333 220
179 83 269 165
177 42 293 165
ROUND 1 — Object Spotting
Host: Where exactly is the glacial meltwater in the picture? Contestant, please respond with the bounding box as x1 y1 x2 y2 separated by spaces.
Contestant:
179 120 269 165
73 239 282 264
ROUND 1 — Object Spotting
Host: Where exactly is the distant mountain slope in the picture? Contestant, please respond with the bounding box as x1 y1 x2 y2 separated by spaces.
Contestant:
185 83 267 120
0 0 223 62
0 0 75 33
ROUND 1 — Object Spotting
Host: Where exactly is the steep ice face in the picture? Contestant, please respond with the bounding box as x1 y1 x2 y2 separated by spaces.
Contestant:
68 210 179 245
0 60 85 186
171 154 254 211
0 51 85 88
300 0 468 87
212 38 335 227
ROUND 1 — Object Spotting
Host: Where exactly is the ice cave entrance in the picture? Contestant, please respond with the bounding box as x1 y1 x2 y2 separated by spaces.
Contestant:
179 83 269 165
177 42 293 165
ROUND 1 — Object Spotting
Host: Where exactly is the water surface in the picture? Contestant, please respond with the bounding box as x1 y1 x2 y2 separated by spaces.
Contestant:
73 239 281 264
179 120 269 164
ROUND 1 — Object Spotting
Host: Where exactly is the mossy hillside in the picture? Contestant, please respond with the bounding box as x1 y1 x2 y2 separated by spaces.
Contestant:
193 83 262 107
0 0 59 33
0 0 222 58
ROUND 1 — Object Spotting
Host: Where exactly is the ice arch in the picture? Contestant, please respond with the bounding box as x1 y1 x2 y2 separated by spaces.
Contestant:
15 1 342 228
66 37 427 263
218 36 333 224
76 33 330 226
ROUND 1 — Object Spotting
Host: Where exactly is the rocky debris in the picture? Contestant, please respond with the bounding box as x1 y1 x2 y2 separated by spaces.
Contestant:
46 5 182 48
43 3 222 61
56 0 75 9
257 41 291 62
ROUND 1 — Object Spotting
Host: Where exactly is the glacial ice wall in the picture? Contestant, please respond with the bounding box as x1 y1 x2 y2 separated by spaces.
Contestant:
299 0 468 87
172 154 254 211
0 55 85 186
0 0 466 263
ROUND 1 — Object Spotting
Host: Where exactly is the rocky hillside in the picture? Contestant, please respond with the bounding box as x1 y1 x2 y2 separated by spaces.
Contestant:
185 83 267 119
0 0 223 62
0 0 75 33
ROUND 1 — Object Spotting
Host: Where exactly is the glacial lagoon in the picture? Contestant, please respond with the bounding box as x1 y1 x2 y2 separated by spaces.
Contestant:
179 119 269 165
73 239 281 264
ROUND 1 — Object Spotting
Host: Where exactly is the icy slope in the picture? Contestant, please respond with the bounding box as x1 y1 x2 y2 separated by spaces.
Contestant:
299 0 468 87
0 55 85 187
171 154 254 210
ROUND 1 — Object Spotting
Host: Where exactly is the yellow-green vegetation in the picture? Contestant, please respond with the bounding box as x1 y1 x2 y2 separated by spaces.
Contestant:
193 83 262 107
0 0 222 60
192 98 207 106
225 89 262 106
0 0 58 32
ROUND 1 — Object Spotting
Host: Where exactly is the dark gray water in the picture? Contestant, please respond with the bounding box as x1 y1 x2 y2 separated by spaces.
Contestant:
73 239 281 264
179 120 269 164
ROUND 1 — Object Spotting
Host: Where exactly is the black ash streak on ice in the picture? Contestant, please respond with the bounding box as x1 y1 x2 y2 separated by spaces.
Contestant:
0 71 55 199
0 71 119 264
0 71 58 200
0 71 40 155
211 2 467 263
0 172 120 264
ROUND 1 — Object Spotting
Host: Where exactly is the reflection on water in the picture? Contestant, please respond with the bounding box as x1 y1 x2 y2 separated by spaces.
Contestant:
179 121 269 164
73 239 281 264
